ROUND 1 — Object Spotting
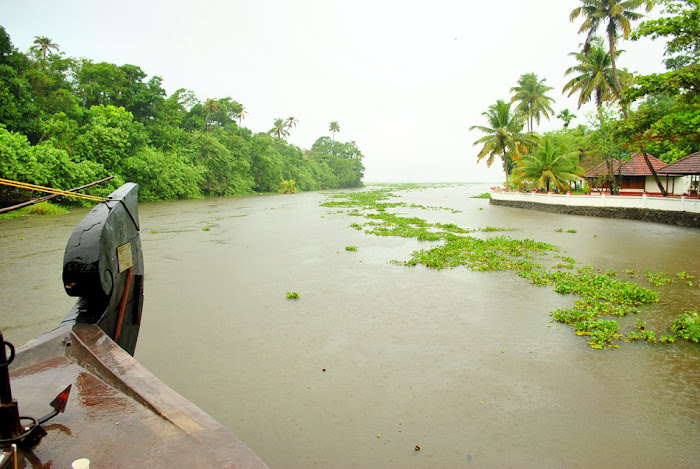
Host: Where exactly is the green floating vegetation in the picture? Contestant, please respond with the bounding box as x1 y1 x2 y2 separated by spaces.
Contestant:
320 187 698 350
472 192 491 199
345 246 358 251
202 226 211 231
646 269 696 287
286 291 299 299
671 311 700 343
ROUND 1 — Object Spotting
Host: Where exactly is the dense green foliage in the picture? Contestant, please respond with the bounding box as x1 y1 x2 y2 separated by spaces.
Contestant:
0 27 365 206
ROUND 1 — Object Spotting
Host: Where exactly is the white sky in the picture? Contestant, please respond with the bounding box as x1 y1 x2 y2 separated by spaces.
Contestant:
0 0 667 183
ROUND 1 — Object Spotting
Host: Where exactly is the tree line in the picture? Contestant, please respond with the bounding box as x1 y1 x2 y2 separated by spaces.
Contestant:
470 0 699 194
0 28 365 205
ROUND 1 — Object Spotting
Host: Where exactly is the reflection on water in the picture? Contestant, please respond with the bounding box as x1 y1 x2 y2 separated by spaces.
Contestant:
1 184 698 467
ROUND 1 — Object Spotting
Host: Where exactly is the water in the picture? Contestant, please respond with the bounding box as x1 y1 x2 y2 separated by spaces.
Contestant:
1 184 699 467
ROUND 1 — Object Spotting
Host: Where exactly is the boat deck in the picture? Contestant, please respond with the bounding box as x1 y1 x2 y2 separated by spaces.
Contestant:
9 325 267 468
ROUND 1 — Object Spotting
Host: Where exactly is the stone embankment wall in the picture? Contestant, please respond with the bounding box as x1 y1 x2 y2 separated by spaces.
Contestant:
490 198 700 228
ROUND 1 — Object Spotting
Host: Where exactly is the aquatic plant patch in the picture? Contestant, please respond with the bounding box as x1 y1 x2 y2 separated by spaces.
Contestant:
670 311 700 342
320 187 697 350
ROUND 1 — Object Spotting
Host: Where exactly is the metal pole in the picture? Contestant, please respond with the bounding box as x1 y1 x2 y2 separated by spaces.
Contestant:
0 331 23 443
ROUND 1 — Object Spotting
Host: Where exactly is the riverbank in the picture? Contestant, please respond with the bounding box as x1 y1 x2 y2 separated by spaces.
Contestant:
490 190 700 228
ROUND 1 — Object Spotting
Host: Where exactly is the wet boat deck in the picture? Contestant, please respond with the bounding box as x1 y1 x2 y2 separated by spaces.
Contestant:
9 325 267 468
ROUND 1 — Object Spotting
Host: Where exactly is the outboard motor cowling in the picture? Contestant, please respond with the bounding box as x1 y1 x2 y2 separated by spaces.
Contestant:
62 183 144 355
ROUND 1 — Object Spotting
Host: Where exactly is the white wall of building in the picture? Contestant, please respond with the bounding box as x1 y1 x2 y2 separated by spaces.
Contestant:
646 176 691 195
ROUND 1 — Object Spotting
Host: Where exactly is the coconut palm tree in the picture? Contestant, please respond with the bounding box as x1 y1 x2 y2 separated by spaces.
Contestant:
269 118 290 139
329 121 340 141
570 0 653 97
29 36 59 59
510 73 556 132
203 98 220 130
556 109 577 128
236 105 248 127
469 100 530 183
564 38 627 192
512 138 584 192
563 37 627 111
285 116 298 132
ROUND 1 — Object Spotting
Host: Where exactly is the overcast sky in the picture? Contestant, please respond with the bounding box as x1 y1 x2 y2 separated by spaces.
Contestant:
0 0 667 183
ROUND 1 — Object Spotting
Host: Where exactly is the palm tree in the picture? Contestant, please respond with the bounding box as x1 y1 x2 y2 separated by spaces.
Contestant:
203 98 220 130
329 121 340 141
236 105 248 127
564 39 626 192
563 37 626 111
29 36 59 59
285 116 298 132
556 109 577 128
469 100 530 183
510 73 556 132
512 138 584 192
570 0 652 99
269 118 290 139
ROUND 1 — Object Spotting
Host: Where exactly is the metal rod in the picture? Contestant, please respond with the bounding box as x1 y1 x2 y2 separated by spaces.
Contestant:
0 176 115 214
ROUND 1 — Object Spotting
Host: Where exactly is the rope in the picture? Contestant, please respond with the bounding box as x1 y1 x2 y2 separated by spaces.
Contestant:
0 178 107 202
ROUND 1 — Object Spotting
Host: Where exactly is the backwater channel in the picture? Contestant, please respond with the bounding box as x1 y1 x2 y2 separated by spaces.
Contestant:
1 184 699 468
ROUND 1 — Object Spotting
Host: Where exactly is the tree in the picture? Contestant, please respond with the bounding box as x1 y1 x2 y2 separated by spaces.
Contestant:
512 138 584 192
557 109 577 128
311 137 365 187
469 100 530 182
329 121 340 140
237 105 248 126
617 0 700 192
202 98 220 130
563 37 627 111
0 28 37 137
285 116 298 133
570 0 653 98
631 0 700 70
269 118 290 139
29 36 59 59
510 73 556 132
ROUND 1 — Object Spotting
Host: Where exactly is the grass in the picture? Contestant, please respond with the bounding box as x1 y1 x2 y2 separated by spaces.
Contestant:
0 202 69 219
320 186 698 350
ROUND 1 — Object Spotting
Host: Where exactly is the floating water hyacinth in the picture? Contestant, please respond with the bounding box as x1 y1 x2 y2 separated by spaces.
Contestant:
321 188 697 350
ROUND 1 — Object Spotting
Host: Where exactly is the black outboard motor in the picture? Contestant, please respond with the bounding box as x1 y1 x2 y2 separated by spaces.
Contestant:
62 183 144 355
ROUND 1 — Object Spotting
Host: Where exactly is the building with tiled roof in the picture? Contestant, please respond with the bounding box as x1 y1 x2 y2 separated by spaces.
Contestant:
586 151 699 196
657 151 700 175
658 151 700 195
585 153 671 194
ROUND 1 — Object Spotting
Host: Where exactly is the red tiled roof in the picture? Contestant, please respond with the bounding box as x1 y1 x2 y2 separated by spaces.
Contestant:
657 151 700 175
586 160 619 178
585 153 666 178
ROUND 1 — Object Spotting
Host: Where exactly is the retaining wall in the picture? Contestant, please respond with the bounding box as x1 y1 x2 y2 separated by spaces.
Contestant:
490 192 700 228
